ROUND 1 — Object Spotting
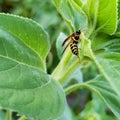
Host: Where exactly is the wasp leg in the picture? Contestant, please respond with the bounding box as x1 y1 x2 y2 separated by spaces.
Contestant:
62 41 71 55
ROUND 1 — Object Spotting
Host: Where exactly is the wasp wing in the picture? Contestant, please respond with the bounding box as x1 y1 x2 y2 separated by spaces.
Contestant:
62 33 74 46
62 41 71 55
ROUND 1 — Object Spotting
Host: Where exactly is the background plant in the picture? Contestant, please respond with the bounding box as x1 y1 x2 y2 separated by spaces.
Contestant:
0 0 120 120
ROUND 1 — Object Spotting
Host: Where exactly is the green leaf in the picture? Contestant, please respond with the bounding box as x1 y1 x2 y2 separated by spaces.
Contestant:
0 55 66 119
56 32 67 59
82 0 99 29
86 76 120 119
0 13 66 119
80 33 120 97
96 56 120 96
52 0 87 31
83 0 118 35
0 13 50 65
0 29 44 70
91 34 120 96
65 75 120 119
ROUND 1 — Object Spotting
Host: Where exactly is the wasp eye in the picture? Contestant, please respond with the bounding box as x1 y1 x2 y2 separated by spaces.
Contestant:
75 36 79 40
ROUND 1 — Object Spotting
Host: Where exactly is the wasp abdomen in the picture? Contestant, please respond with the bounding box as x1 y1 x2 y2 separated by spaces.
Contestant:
70 43 78 56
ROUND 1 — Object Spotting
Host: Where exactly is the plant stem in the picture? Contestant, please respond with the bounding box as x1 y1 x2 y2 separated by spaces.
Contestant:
58 60 80 83
52 50 84 83
88 45 105 76
51 48 72 81
6 110 12 120
65 83 95 95
65 83 106 105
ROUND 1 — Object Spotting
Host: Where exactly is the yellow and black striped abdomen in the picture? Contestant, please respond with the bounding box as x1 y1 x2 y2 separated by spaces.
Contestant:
70 42 78 56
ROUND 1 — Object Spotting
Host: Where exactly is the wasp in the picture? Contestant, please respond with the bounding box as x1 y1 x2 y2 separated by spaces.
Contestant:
62 30 81 61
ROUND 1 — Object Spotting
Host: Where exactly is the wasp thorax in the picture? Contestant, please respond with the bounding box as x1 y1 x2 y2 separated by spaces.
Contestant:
75 36 79 40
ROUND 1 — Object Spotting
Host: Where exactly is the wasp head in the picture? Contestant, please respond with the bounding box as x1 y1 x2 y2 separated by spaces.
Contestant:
76 30 81 35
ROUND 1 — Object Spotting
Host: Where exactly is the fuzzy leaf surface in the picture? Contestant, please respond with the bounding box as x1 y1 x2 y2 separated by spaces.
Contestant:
0 13 50 65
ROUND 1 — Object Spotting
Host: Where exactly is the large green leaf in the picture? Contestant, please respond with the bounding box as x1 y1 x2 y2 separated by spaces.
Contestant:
82 33 120 118
52 0 87 31
91 34 120 96
82 0 117 35
0 14 66 119
0 40 66 119
65 75 120 119
0 13 50 65
86 76 120 119
78 33 120 98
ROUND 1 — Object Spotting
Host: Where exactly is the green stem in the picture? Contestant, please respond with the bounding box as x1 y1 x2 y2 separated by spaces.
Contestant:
52 49 84 83
51 48 72 81
65 83 95 95
58 60 80 83
65 83 106 106
6 110 12 120
88 45 106 76
87 41 119 95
